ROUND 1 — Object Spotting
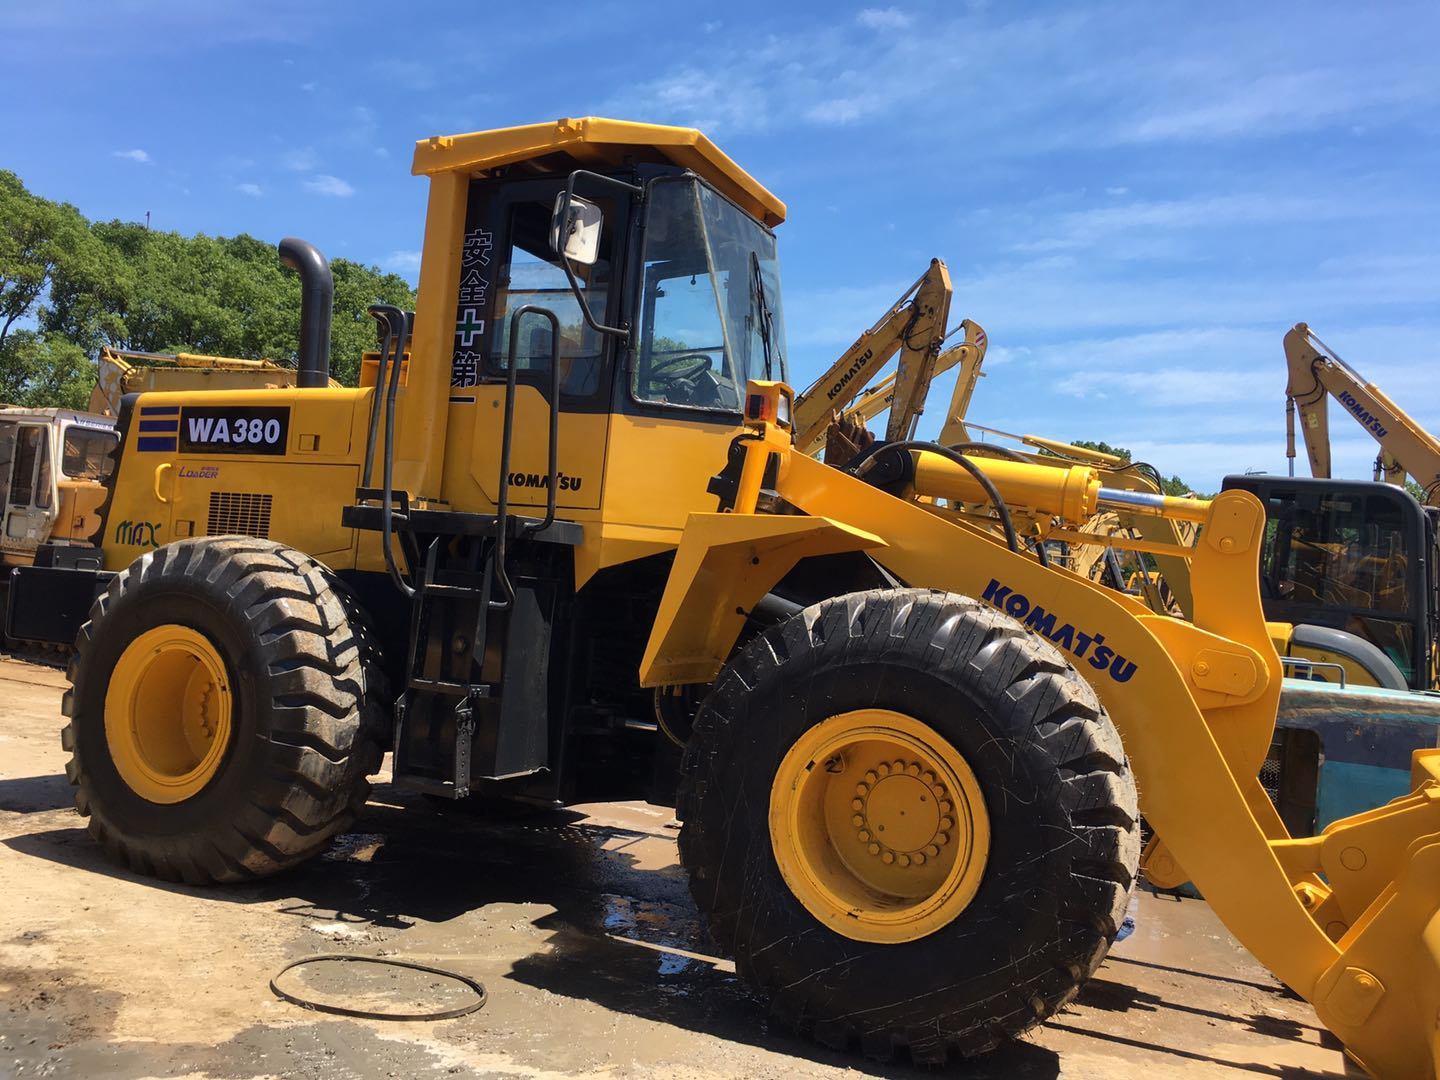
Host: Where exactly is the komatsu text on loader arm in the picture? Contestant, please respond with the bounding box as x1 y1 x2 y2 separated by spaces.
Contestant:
6 118 1438 1077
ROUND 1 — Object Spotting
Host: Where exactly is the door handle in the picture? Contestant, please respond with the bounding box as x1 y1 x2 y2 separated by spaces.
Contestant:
153 462 173 504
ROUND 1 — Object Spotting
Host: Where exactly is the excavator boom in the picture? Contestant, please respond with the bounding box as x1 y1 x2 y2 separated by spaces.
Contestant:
1285 323 1440 501
792 259 952 453
841 319 988 436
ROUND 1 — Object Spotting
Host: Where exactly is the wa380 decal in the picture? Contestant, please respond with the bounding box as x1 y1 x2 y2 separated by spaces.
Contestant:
178 406 290 455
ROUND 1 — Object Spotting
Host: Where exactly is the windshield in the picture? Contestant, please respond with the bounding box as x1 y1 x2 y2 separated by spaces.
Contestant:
1259 487 1418 682
633 178 786 411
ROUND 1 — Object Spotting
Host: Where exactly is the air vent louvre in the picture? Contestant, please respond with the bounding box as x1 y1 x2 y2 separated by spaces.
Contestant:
207 492 273 539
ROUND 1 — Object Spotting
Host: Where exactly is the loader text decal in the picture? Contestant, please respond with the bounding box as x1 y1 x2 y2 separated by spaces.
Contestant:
1337 391 1389 439
508 471 583 493
980 578 1139 683
114 519 162 549
178 406 290 455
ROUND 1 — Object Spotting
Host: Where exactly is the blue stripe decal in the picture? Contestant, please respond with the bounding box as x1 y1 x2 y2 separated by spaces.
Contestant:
136 436 178 452
140 406 181 416
138 419 180 433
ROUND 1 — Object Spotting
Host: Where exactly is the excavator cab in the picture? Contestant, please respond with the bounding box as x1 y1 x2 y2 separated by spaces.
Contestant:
1226 474 1437 690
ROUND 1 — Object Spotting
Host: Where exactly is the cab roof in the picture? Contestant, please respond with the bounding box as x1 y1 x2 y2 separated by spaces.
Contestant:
411 116 785 228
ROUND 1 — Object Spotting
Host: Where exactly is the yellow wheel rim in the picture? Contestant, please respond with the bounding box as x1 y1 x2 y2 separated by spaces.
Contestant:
104 625 233 804
769 709 990 943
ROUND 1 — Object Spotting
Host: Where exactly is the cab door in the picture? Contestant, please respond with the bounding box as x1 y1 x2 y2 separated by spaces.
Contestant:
1 422 56 560
441 175 626 516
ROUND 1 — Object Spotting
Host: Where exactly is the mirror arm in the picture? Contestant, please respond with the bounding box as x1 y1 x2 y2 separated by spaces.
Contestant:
555 169 642 341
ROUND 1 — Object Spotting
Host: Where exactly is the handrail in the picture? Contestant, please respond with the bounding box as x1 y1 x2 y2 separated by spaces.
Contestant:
491 305 561 610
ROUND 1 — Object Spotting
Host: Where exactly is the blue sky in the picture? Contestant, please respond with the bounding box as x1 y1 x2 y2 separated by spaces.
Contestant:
3 1 1438 490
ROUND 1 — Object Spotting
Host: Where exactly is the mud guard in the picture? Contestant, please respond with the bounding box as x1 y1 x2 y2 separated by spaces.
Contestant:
639 514 885 687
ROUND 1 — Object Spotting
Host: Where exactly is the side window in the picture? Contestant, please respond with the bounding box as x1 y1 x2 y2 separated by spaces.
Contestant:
9 426 41 507
488 199 613 399
63 427 118 481
34 430 52 510
0 421 15 508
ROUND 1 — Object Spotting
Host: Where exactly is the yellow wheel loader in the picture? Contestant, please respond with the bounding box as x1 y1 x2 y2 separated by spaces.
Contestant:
7 118 1440 1076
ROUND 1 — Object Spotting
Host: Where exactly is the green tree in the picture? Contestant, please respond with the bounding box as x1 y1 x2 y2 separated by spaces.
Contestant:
1067 439 1131 462
1 169 416 398
42 222 415 386
0 330 93 409
0 170 101 403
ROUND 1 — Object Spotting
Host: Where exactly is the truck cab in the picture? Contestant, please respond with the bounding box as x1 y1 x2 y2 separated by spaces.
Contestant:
0 408 116 568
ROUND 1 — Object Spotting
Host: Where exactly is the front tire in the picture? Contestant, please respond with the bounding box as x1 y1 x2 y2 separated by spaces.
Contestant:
677 588 1139 1063
61 538 387 883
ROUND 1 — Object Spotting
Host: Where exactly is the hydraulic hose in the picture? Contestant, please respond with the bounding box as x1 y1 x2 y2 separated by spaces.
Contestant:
851 440 1022 555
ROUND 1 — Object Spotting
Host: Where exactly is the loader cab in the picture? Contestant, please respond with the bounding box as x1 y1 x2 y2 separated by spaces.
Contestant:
1223 474 1437 690
344 120 793 804
400 119 789 536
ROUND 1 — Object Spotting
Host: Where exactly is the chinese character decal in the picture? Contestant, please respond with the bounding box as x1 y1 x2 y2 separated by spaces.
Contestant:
451 225 493 388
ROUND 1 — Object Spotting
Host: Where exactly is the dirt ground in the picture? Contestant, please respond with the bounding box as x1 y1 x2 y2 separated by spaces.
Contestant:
0 655 1355 1079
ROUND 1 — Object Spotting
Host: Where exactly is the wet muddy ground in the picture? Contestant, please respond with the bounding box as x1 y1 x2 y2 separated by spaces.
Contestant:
0 656 1354 1078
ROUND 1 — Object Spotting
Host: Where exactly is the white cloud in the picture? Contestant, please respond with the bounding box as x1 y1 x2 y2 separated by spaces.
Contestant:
236 182 262 197
303 174 354 197
857 7 912 30
1105 186 1128 196
282 147 318 172
386 249 422 272
113 148 150 163
608 66 768 134
300 80 318 92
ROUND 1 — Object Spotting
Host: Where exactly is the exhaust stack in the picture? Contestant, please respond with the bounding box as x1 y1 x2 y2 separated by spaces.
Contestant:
278 237 333 388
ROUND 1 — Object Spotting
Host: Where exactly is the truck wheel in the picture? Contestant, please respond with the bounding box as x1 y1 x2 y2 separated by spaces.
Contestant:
60 538 387 883
677 588 1139 1063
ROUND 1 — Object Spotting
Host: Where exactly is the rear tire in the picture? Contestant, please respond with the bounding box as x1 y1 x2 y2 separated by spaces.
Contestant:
61 537 388 883
677 588 1139 1063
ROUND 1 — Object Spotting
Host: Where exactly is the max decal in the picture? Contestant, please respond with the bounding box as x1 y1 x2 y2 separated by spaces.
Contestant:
980 578 1138 683
114 520 163 549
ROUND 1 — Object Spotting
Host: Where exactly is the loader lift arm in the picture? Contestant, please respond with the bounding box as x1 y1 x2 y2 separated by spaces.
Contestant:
645 382 1440 1079
792 259 952 454
1286 322 1440 502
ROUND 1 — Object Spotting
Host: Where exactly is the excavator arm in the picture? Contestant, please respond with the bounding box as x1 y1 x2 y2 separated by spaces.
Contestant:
792 259 952 454
840 319 988 437
1285 323 1440 501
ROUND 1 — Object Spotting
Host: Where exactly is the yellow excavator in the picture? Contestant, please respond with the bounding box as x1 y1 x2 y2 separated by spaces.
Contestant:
832 320 988 443
1276 323 1440 689
5 119 1438 1077
791 260 953 455
88 345 329 418
1286 322 1440 501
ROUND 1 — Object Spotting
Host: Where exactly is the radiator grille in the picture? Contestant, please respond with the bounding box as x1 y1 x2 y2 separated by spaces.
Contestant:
207 492 273 538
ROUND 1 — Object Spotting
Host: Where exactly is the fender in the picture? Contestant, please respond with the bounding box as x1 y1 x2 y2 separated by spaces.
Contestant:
639 514 886 687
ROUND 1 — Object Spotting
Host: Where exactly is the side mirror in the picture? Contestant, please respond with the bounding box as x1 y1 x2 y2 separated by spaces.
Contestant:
550 193 603 267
